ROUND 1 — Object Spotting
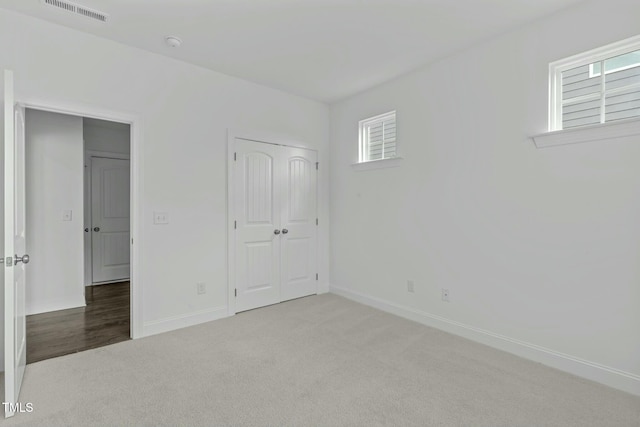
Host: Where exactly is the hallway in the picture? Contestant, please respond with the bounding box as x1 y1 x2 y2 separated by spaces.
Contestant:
26 282 130 364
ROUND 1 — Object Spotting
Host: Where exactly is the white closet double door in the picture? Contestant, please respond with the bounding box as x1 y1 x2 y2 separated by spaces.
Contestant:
234 139 317 312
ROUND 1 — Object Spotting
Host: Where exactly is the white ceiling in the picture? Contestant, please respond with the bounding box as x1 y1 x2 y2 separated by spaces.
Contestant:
0 0 584 103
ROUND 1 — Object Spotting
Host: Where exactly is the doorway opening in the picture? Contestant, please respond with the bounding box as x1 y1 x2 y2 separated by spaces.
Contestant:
24 110 132 364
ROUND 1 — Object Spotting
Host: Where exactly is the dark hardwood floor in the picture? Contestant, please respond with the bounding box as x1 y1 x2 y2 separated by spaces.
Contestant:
26 281 130 364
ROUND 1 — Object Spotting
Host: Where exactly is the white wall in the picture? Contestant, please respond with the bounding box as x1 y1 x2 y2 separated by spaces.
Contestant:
84 118 130 155
0 8 330 340
329 0 640 395
25 109 85 314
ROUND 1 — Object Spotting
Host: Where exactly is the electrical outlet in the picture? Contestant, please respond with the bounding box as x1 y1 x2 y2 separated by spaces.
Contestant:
441 288 450 302
197 282 206 295
153 212 169 225
407 280 415 293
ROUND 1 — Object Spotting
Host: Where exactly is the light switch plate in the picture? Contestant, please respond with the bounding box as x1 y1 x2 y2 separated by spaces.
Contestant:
62 210 72 221
153 211 169 225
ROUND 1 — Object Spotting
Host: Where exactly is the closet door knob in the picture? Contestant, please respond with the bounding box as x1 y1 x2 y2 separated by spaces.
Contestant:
14 254 30 265
93 227 100 232
274 229 281 235
282 229 288 234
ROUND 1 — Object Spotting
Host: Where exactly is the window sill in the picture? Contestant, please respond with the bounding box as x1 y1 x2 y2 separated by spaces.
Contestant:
531 118 640 148
351 157 404 171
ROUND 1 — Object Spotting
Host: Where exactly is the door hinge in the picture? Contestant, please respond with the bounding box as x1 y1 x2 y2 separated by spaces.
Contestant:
316 218 318 226
234 220 237 229
235 289 237 297
234 152 237 161
131 238 133 245
316 273 318 281
316 162 318 170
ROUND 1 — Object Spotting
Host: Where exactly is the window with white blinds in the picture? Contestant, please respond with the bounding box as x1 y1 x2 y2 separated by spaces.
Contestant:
359 111 396 162
550 36 640 131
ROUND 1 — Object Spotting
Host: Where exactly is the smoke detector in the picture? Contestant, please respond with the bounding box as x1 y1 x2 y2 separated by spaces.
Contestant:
165 36 183 48
41 0 109 23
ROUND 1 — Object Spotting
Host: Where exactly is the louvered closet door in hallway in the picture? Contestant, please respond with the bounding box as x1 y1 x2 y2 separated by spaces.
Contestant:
234 139 318 313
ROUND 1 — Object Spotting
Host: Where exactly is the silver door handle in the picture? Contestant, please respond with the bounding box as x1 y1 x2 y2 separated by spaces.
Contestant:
93 227 100 232
14 254 30 265
274 229 281 235
282 229 288 234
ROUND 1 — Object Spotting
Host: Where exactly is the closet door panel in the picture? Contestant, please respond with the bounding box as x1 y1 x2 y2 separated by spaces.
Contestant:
280 147 317 301
234 139 281 312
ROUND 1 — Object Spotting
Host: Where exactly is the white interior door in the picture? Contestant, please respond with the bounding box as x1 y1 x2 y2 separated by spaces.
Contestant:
280 147 317 301
4 70 28 418
234 138 317 312
234 139 281 312
91 157 130 283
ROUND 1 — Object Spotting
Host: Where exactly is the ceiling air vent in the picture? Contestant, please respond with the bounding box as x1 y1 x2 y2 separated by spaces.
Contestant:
42 0 109 23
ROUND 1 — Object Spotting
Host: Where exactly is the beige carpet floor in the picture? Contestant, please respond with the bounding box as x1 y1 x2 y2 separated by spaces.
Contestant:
2 293 639 426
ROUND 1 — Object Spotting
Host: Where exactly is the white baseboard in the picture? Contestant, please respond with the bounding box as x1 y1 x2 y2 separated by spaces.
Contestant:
317 282 330 294
142 306 228 337
330 284 640 397
26 297 86 315
86 278 130 286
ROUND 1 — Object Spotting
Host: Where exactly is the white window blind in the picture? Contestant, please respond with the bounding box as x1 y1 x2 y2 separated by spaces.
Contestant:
550 36 640 131
359 111 396 162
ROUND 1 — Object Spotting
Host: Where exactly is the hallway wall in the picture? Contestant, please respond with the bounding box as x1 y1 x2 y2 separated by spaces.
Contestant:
25 109 85 315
